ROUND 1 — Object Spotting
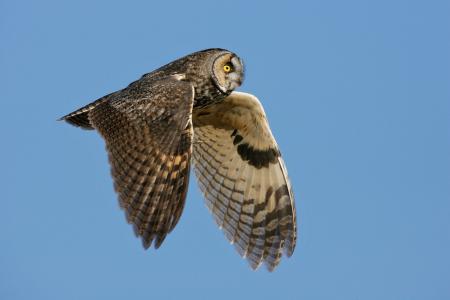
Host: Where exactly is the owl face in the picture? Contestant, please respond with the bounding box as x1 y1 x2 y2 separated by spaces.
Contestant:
211 52 244 94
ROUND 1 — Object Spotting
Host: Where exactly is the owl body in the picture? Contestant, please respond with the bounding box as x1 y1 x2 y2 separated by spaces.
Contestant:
61 49 296 271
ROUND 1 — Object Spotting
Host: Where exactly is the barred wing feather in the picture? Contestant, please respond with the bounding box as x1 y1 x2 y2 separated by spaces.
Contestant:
192 91 297 271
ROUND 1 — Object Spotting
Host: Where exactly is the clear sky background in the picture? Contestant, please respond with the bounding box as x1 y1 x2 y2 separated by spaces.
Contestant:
2 0 450 299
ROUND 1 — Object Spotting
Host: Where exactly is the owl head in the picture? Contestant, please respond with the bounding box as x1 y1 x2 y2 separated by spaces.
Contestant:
207 49 244 93
183 48 245 106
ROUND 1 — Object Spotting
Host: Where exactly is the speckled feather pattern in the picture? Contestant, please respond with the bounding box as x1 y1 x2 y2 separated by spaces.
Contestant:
61 49 296 271
90 78 194 248
192 92 296 271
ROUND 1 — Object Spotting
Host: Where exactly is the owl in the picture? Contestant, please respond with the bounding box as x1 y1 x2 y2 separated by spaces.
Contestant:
60 49 296 271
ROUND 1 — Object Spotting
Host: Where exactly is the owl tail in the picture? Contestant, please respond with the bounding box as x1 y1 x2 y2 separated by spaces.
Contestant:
59 97 108 130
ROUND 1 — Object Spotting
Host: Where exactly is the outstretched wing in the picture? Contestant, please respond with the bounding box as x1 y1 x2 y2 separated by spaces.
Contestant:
192 91 297 271
64 77 194 249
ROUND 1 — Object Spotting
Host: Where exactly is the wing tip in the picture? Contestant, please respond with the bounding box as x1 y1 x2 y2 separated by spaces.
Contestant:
142 238 153 250
154 234 168 249
248 259 263 271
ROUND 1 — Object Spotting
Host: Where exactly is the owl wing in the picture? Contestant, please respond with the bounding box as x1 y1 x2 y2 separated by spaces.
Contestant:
192 91 297 271
65 77 194 249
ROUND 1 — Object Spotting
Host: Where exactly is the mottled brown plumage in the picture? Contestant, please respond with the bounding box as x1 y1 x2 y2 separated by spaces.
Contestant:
60 49 296 271
192 92 296 270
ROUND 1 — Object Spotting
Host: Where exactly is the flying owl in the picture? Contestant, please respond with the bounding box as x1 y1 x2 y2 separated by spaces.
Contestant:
60 49 296 271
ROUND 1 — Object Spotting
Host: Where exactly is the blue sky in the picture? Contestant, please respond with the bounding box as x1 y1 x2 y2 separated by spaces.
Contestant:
2 0 450 299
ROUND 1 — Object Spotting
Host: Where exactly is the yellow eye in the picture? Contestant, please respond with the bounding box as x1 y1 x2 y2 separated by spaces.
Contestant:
223 64 232 73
